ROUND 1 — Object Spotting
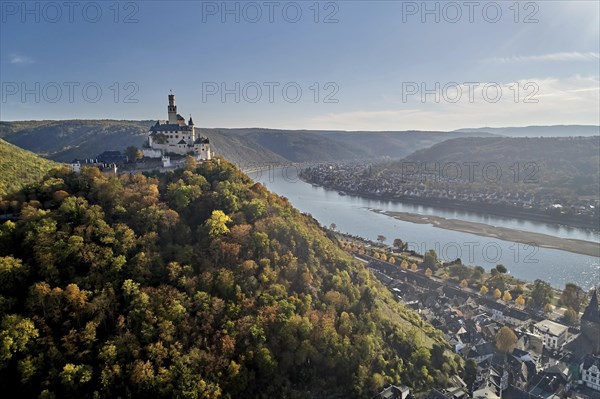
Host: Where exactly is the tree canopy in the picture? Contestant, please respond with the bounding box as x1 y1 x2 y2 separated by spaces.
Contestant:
0 160 458 398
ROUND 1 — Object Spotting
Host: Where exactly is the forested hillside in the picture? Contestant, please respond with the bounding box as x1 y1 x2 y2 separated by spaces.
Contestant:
0 139 59 199
0 159 461 398
397 136 600 198
0 120 494 164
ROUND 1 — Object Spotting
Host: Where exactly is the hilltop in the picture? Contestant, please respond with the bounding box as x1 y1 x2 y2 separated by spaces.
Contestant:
0 139 59 199
453 125 599 137
0 159 461 398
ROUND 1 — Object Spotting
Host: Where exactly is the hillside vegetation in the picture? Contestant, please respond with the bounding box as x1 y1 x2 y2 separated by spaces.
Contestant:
0 159 461 398
0 139 59 199
0 120 494 164
397 136 600 198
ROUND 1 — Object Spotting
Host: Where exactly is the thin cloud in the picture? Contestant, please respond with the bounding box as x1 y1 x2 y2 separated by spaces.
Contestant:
484 52 599 64
303 75 599 131
9 54 35 65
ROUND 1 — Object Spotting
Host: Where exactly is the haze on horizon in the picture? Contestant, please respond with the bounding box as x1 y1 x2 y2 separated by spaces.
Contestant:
1 0 599 131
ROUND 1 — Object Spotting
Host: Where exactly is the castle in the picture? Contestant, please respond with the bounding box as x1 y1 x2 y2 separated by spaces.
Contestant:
145 94 211 160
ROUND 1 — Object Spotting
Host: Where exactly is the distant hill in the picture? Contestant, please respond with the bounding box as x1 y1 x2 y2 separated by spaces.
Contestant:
1 120 496 165
0 139 59 199
398 136 600 198
453 125 600 137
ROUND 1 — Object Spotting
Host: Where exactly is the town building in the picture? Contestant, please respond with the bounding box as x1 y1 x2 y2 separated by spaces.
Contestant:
565 288 600 359
372 384 410 399
146 93 211 160
533 319 569 350
581 354 600 392
581 289 600 355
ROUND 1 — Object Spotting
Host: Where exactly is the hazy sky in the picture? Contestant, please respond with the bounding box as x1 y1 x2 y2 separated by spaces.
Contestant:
1 0 599 130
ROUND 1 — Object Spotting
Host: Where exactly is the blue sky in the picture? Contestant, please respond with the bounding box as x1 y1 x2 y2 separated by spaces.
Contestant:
1 0 599 130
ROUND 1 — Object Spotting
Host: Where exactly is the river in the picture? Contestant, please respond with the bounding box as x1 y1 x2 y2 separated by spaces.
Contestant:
250 167 600 290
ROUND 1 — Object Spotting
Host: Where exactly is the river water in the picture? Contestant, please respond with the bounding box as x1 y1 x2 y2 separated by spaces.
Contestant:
250 167 600 290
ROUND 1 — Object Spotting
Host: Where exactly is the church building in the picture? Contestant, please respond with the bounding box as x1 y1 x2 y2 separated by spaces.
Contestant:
146 94 211 160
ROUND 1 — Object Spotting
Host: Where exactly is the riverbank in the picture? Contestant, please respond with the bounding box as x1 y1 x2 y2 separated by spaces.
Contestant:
375 210 600 258
301 179 599 231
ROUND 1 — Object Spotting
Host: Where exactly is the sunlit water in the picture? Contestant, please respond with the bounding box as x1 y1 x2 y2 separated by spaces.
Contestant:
250 167 600 290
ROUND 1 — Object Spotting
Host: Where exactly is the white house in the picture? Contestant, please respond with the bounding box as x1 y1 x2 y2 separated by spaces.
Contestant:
581 354 600 391
533 319 568 350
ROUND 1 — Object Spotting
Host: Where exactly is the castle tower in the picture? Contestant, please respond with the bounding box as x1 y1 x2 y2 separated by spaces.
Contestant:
168 94 177 124
582 288 600 354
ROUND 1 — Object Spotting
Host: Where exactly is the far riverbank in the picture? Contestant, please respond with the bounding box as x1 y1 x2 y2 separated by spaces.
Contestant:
376 210 600 258
301 179 599 231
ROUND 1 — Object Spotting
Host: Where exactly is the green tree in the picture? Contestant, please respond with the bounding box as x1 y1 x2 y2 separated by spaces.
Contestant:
528 279 554 309
495 264 508 274
0 314 39 368
423 250 438 270
125 146 143 162
393 238 408 251
463 359 477 391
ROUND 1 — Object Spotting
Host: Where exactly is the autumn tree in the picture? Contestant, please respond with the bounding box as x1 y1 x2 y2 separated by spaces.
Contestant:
515 295 526 307
495 326 517 353
205 210 232 239
183 155 198 171
460 279 468 288
480 285 489 295
400 260 409 269
425 268 433 277
493 288 502 299
563 307 579 325
560 283 584 312
503 291 512 301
